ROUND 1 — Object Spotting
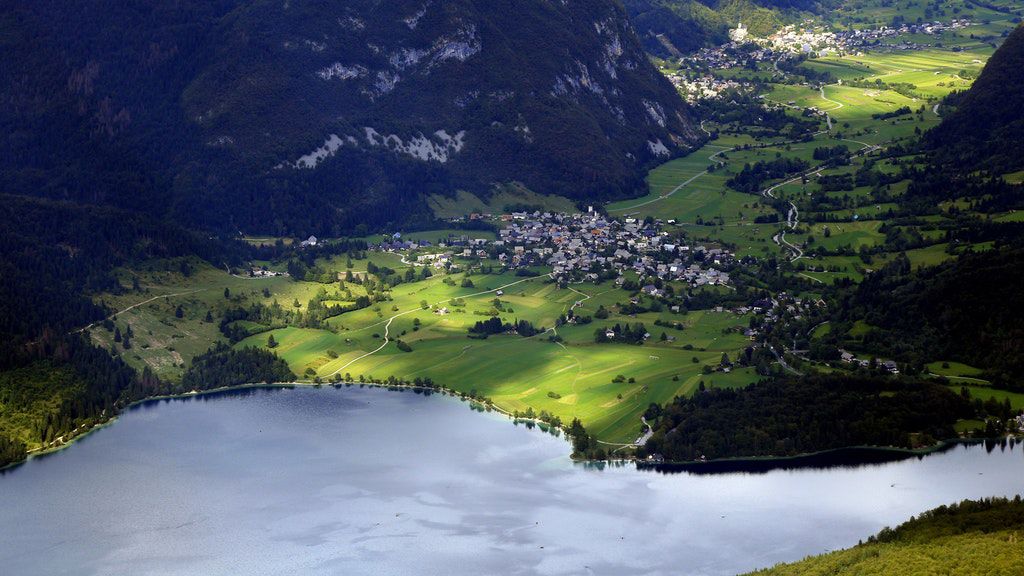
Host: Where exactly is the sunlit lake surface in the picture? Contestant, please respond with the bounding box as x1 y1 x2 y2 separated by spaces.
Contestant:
2 386 1022 576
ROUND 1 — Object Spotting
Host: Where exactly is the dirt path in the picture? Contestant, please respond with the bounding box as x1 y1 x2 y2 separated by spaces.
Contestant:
798 273 825 284
70 289 207 336
819 85 844 111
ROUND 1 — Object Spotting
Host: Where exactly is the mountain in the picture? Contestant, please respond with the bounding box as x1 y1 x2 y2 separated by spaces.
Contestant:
1 0 700 235
926 23 1024 176
622 0 825 57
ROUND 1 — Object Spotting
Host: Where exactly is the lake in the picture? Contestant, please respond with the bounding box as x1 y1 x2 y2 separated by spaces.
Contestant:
2 386 1022 576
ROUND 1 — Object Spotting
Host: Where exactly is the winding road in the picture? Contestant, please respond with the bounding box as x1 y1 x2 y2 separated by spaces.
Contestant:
819 85 844 112
769 345 803 376
611 129 829 216
762 138 881 261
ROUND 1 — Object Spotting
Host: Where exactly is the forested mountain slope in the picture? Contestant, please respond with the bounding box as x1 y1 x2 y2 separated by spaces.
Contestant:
926 23 1024 176
623 0 827 56
1 0 700 235
832 250 1024 383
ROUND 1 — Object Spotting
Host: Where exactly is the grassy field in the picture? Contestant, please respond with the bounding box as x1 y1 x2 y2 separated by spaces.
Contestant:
805 47 989 99
606 143 731 216
828 0 1018 32
809 220 887 250
91 253 759 445
239 275 759 444
605 141 788 257
950 385 1024 411
928 361 985 378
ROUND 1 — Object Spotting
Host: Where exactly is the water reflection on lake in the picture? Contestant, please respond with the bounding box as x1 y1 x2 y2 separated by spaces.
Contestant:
2 386 1022 576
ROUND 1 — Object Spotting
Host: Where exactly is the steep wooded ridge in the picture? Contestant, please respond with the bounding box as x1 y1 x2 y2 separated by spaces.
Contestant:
623 0 826 57
926 23 1024 175
1 0 699 235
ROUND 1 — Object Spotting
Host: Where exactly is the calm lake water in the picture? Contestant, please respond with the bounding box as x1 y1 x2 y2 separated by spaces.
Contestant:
2 386 1023 576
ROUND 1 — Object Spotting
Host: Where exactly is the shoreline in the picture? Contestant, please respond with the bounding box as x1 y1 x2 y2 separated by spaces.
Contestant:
3 380 1014 473
1 379 576 472
640 439 997 473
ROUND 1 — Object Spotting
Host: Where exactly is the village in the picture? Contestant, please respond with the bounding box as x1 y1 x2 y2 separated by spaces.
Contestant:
679 18 976 73
373 209 737 290
669 73 750 103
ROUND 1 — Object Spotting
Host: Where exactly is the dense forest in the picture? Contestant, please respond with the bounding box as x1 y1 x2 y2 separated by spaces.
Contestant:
833 249 1024 385
0 196 249 467
181 344 296 391
925 24 1024 177
870 496 1024 545
0 335 141 468
639 374 972 461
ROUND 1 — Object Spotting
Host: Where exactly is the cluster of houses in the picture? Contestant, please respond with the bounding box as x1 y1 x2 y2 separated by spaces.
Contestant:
681 18 974 73
681 42 778 71
495 211 735 287
249 267 287 278
371 210 737 288
759 20 973 57
668 73 750 103
826 19 973 53
839 350 900 373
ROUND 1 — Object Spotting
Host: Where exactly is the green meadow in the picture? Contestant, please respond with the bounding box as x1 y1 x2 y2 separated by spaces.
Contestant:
956 386 1024 411
90 254 759 445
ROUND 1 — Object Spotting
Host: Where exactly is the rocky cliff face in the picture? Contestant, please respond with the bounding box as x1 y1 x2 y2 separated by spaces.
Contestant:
2 0 701 233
